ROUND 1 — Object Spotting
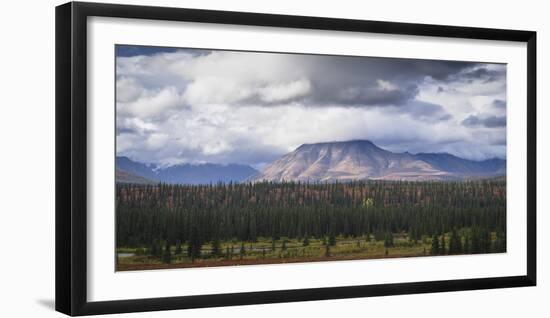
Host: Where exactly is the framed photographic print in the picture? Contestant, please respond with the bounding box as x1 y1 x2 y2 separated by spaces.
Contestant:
55 1 536 316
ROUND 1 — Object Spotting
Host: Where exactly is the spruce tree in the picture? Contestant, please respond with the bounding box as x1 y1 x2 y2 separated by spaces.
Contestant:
325 244 331 257
225 247 231 259
481 228 491 253
431 234 440 255
494 229 506 253
240 242 246 260
463 234 471 254
149 241 158 258
448 229 462 255
440 233 446 255
328 234 337 246
374 230 385 242
471 228 481 254
162 242 172 264
174 241 182 255
384 232 394 248
187 226 202 262
211 237 221 257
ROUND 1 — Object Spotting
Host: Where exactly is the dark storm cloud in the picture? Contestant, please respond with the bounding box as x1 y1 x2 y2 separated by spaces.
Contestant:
411 60 478 81
118 48 481 112
393 100 453 122
483 116 507 128
492 99 506 109
294 56 477 108
116 127 138 136
453 65 506 83
116 45 179 57
462 115 506 128
312 83 419 107
116 45 211 57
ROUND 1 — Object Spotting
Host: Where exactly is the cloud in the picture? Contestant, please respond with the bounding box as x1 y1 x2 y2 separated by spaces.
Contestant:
115 46 507 165
258 79 312 103
117 86 186 120
117 50 479 109
492 99 506 109
462 114 507 128
399 100 452 122
457 65 506 83
330 81 418 106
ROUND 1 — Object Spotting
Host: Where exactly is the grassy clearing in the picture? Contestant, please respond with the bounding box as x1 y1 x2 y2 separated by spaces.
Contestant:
116 234 445 271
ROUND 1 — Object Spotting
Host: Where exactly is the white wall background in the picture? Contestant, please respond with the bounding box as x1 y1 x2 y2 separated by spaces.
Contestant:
0 0 546 317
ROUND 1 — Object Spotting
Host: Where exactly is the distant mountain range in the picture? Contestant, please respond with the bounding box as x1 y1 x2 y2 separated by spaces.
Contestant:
116 156 258 185
249 140 505 182
117 140 505 185
115 168 157 185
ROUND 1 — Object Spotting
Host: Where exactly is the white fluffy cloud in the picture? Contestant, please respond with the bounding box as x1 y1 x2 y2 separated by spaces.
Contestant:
116 47 506 166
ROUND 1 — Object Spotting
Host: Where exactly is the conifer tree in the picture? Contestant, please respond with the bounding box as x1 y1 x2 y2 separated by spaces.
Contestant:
162 242 172 264
471 227 482 254
384 232 394 248
448 229 462 255
431 234 440 255
494 229 506 252
365 232 371 242
463 233 471 254
225 247 231 259
328 234 337 246
325 244 331 257
440 233 446 255
240 242 246 260
211 237 221 257
174 241 182 255
187 226 202 262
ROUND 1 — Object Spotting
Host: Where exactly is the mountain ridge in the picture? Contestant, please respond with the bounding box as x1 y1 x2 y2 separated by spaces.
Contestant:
116 156 258 185
250 140 505 182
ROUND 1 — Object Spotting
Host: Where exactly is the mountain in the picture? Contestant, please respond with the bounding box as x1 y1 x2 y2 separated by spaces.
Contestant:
250 140 505 182
116 156 159 181
115 169 157 184
155 163 258 184
115 156 258 185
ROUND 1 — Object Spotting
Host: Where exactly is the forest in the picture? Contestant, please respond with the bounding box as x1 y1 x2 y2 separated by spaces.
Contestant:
115 179 506 271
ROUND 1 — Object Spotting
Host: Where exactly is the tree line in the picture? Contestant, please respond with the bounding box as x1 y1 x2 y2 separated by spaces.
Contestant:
116 179 506 256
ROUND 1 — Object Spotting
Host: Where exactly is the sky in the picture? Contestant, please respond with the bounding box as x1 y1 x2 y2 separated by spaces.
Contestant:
115 45 507 169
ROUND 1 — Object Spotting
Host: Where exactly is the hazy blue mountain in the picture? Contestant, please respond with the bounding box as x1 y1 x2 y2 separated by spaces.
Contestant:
155 163 258 184
116 156 159 181
415 153 506 176
115 156 258 184
115 168 156 184
250 140 505 182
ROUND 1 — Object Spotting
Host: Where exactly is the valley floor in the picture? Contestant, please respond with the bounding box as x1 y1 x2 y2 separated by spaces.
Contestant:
116 233 503 271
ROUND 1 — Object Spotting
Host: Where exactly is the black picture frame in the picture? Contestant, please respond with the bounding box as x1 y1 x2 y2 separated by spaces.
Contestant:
55 1 537 316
